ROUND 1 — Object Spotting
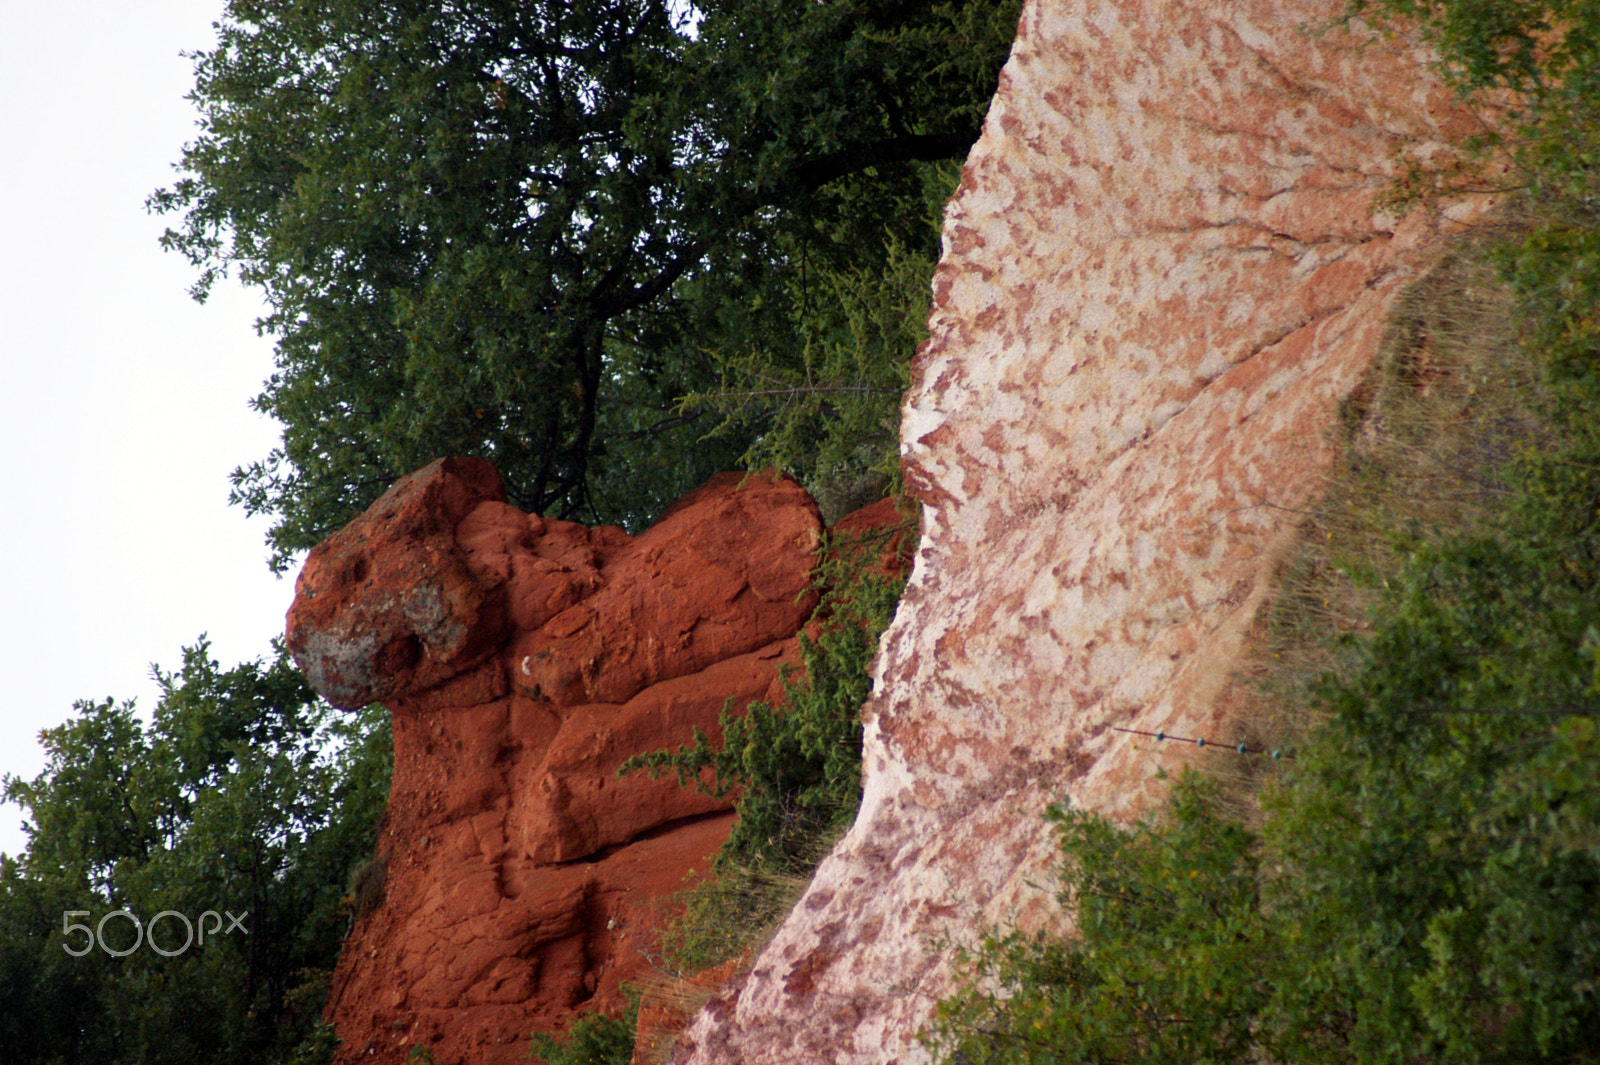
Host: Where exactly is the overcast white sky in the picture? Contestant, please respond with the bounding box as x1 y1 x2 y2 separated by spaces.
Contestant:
0 2 295 857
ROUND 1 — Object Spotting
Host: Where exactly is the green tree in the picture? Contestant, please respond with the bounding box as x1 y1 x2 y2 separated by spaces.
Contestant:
685 167 956 519
0 640 391 1065
152 0 1019 569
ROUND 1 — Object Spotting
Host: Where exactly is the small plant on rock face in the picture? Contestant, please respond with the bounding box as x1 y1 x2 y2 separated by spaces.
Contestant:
285 1021 340 1065
620 520 909 873
527 988 640 1065
347 855 386 920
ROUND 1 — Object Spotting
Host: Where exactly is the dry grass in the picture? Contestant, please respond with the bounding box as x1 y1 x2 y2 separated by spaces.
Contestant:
1211 218 1552 820
652 859 821 976
629 958 743 1065
628 854 828 1063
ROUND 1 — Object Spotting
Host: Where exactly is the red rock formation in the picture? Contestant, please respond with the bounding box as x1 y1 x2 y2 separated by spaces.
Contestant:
668 2 1507 1062
287 461 828 1065
288 457 512 710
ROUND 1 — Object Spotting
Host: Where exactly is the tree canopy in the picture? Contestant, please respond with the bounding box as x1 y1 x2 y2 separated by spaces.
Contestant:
152 0 1019 568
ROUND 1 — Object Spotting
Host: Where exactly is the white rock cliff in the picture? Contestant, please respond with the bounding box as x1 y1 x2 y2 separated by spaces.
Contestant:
672 0 1501 1061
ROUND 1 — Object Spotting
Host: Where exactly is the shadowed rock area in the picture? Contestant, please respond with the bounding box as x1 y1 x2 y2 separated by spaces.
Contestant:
287 459 837 1065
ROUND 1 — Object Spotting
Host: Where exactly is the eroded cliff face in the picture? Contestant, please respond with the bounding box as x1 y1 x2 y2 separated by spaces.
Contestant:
670 1 1501 1062
288 460 828 1065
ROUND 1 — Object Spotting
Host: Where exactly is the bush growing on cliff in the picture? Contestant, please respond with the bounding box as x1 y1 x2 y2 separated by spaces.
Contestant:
623 522 908 874
0 640 391 1065
930 777 1270 1065
934 705 1600 1065
620 517 910 980
527 989 640 1065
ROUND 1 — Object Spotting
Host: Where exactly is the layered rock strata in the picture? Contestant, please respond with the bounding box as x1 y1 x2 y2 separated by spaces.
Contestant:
287 459 828 1065
671 1 1503 1062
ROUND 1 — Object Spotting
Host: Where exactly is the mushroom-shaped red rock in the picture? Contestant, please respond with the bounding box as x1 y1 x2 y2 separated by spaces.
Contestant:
286 456 509 709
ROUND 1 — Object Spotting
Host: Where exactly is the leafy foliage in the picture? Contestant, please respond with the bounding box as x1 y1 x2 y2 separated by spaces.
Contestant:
935 696 1599 1065
528 987 640 1065
930 777 1269 1065
621 520 908 872
1346 0 1600 389
0 640 390 1065
152 0 1019 569
685 164 956 519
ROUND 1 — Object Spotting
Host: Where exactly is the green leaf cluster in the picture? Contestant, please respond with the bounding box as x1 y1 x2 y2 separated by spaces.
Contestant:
686 167 954 520
0 640 391 1065
527 987 639 1065
153 0 1020 569
931 778 1269 1065
935 696 1599 1065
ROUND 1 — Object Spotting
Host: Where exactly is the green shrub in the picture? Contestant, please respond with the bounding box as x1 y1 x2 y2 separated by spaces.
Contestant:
528 989 640 1065
930 775 1269 1065
933 696 1600 1065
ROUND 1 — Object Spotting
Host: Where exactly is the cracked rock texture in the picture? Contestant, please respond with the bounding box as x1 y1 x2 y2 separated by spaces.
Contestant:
670 1 1502 1062
290 462 836 1065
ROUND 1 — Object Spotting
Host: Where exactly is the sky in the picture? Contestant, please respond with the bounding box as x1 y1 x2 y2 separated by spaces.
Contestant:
0 1 295 857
